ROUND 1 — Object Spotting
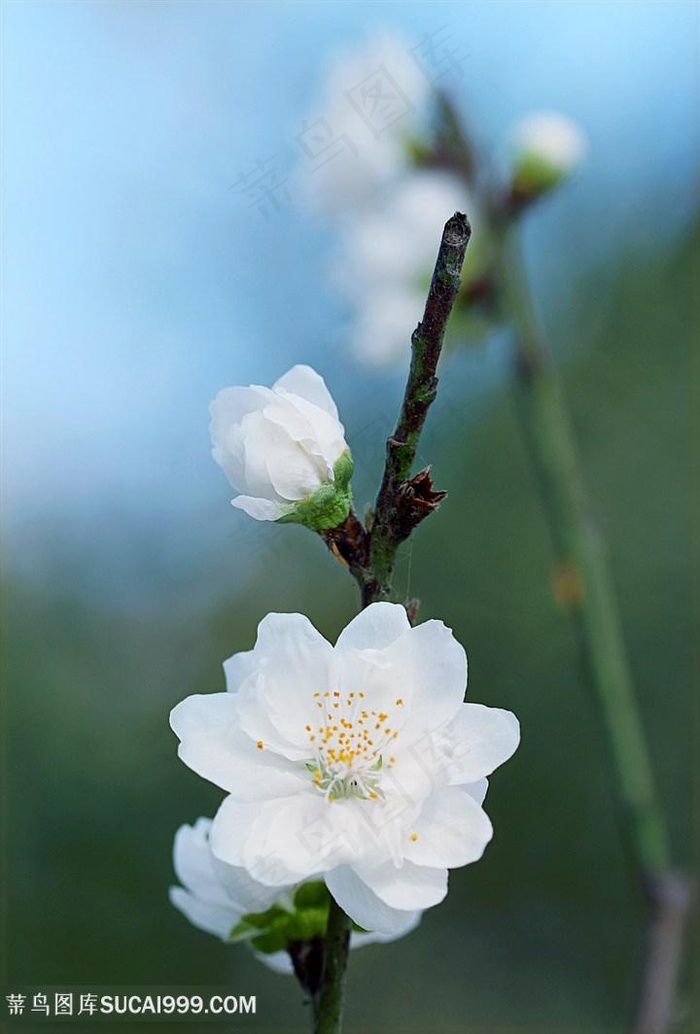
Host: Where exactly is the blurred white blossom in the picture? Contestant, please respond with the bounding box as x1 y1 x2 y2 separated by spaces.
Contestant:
295 31 431 217
170 603 519 934
170 817 421 970
209 364 352 529
332 171 473 366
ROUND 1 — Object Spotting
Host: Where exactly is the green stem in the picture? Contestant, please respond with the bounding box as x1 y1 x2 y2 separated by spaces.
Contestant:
496 227 670 877
312 898 354 1034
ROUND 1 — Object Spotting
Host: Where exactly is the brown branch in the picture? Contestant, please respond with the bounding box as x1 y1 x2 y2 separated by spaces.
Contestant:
365 211 471 603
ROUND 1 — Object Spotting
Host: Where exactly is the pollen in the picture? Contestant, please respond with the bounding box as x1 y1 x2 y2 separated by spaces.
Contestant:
256 740 264 750
303 687 406 802
410 833 418 842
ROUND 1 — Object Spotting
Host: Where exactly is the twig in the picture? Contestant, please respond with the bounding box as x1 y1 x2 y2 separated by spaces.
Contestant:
310 213 471 1034
366 211 471 604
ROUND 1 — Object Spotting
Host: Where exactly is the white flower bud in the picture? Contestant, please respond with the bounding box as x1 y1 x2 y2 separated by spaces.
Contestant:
511 111 588 193
209 365 352 530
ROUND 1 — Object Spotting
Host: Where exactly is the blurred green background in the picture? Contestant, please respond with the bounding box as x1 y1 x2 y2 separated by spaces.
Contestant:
4 221 695 1030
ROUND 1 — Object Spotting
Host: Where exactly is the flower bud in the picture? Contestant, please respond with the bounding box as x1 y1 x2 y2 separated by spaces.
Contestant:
510 111 587 196
210 365 353 531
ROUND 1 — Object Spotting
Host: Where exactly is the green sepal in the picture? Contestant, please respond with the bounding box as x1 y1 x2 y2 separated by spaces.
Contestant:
276 452 354 532
512 151 568 195
227 881 334 956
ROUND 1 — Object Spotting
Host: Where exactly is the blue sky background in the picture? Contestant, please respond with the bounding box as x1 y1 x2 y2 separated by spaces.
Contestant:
2 0 697 592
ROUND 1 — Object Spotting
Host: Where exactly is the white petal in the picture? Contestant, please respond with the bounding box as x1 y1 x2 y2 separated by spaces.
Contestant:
273 365 340 420
325 865 423 936
442 703 520 784
211 855 290 915
231 495 284 521
172 819 232 909
169 885 239 941
209 386 271 490
223 649 256 695
350 909 422 946
170 693 306 798
211 794 369 884
349 859 448 911
240 411 307 501
381 619 467 734
405 787 493 868
254 949 294 975
236 613 335 754
335 602 410 653
464 778 488 806
273 391 347 471
209 385 271 429
262 428 327 502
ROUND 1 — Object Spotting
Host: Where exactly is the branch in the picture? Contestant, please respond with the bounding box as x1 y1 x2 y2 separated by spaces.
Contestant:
366 211 471 603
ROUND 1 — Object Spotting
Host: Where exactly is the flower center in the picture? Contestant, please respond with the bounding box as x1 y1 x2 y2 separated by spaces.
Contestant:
304 690 404 801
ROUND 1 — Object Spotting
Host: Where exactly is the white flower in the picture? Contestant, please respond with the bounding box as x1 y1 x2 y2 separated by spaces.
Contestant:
170 817 421 972
295 31 431 217
332 171 474 367
170 602 519 935
209 364 353 529
511 111 587 190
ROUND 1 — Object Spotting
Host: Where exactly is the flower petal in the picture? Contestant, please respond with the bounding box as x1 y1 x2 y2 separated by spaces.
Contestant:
335 602 410 653
464 777 488 806
273 391 347 471
169 885 238 941
223 649 256 695
231 495 283 520
381 619 467 734
254 950 294 975
273 365 340 420
349 859 448 911
325 865 423 936
170 693 306 798
210 794 363 884
172 819 232 908
404 786 493 868
441 703 520 784
235 613 335 755
211 855 290 914
240 411 309 501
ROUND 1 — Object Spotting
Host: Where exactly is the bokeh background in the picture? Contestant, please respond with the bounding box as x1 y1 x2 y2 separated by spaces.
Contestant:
2 2 696 1031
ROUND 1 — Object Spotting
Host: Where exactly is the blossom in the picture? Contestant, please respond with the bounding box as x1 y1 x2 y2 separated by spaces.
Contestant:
170 602 519 934
209 364 353 529
295 31 431 217
510 111 588 193
331 171 479 367
170 817 421 972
